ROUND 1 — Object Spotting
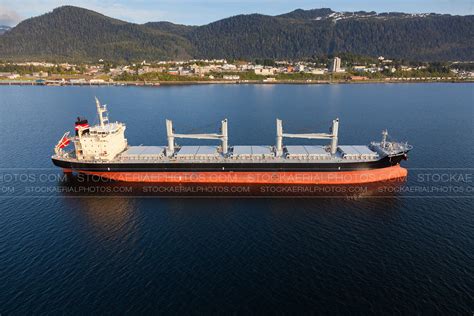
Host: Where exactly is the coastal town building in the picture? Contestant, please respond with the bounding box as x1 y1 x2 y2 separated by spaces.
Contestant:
223 75 240 80
254 67 277 75
0 58 471 84
296 65 306 72
330 57 342 73
89 79 105 84
310 68 326 75
353 66 367 72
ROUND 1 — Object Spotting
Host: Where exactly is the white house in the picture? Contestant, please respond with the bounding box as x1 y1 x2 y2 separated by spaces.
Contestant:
223 75 240 80
254 67 277 75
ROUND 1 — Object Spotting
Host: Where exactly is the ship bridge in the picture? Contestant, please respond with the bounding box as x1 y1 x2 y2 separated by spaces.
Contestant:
73 97 128 161
88 122 124 134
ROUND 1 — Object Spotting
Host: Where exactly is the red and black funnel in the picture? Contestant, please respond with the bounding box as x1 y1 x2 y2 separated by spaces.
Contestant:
75 117 89 135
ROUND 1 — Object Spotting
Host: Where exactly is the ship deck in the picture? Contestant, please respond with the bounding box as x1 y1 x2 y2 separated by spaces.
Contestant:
57 145 384 164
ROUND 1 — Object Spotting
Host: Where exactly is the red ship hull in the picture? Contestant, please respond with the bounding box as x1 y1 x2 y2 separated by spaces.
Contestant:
68 165 407 184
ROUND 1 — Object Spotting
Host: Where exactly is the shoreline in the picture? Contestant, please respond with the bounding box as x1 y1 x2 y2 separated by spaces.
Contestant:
0 78 472 86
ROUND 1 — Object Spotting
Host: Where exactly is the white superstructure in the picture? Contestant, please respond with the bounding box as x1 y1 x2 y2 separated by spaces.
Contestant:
73 98 127 161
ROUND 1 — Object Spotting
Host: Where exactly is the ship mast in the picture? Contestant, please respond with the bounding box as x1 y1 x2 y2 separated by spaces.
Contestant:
166 119 228 156
276 118 339 156
381 129 388 148
95 97 109 127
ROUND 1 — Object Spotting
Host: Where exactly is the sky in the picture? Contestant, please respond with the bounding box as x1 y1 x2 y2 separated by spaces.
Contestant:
0 0 473 26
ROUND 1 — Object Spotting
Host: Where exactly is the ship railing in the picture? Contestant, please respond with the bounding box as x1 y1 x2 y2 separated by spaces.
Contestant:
370 141 412 154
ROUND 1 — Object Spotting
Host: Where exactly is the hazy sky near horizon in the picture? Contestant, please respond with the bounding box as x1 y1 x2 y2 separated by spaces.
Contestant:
0 0 472 26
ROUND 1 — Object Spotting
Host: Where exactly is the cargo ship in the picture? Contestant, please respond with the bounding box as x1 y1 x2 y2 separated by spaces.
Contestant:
52 98 412 184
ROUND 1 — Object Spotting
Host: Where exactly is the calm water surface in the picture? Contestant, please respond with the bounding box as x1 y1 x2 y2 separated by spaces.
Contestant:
0 84 473 314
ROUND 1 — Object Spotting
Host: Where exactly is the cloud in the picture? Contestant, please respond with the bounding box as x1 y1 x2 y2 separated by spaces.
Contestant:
0 6 22 26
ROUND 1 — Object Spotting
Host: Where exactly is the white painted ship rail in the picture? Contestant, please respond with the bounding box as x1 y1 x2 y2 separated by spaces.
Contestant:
370 141 413 156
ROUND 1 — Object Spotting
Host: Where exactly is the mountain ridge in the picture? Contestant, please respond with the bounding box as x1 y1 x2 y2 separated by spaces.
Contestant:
0 6 472 62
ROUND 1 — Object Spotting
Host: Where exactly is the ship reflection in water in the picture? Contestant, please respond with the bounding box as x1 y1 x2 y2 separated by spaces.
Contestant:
57 173 407 198
62 195 138 241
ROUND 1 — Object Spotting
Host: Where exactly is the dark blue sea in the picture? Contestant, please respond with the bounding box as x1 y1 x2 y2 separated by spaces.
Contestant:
0 84 473 314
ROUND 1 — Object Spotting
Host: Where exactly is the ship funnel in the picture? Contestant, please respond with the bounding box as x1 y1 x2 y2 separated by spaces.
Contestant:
74 117 89 136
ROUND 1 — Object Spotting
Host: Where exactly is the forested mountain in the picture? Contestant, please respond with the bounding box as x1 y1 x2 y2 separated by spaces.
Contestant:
144 22 197 37
187 12 473 60
0 6 194 61
0 6 472 62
